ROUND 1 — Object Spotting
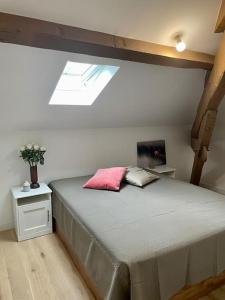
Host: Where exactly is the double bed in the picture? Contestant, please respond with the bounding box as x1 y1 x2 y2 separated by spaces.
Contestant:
50 175 225 300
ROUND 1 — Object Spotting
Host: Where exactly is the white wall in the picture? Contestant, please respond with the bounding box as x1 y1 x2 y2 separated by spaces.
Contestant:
0 43 205 130
199 99 225 194
0 126 193 230
201 126 225 194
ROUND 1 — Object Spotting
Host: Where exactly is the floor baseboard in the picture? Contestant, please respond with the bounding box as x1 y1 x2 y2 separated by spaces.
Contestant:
0 222 13 232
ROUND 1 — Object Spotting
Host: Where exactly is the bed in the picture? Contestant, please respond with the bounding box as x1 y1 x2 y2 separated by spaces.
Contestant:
49 176 225 300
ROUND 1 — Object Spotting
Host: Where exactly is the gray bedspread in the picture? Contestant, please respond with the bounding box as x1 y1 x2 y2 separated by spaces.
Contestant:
50 176 225 300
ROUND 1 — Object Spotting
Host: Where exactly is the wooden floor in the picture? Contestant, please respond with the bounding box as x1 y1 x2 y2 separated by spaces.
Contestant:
1 230 225 300
199 287 225 300
0 230 94 300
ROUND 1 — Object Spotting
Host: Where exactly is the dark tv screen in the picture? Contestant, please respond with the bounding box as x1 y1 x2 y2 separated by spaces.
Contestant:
137 140 166 168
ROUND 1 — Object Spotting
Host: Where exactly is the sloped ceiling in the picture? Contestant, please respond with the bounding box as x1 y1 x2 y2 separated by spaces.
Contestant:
0 43 205 130
0 0 222 54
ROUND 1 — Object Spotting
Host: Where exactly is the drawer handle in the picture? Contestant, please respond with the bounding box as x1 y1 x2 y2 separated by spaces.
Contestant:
47 210 50 223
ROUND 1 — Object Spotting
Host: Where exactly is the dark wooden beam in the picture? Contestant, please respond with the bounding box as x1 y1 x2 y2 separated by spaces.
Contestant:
191 110 217 185
215 0 225 33
190 32 225 185
0 12 214 70
191 32 225 140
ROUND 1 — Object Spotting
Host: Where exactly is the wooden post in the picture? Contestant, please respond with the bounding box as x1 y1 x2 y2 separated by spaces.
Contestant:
190 30 225 185
215 0 225 33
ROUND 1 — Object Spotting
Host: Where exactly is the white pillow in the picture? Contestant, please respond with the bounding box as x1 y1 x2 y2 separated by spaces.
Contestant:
125 166 159 187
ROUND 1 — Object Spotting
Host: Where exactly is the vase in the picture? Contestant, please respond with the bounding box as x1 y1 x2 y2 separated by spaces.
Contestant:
30 165 40 189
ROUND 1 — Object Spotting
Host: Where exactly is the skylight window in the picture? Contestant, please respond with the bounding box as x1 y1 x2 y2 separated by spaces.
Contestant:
49 61 119 105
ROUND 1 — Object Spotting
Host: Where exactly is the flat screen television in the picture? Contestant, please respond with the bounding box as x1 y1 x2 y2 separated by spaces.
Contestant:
137 140 166 169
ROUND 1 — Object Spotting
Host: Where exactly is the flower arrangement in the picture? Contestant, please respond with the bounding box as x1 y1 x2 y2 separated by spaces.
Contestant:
20 144 46 166
20 144 47 189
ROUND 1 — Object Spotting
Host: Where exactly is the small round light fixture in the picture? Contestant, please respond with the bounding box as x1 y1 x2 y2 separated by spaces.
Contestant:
176 38 186 52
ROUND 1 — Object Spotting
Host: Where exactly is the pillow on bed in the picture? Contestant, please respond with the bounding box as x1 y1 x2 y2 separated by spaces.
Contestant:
125 166 159 187
83 167 127 191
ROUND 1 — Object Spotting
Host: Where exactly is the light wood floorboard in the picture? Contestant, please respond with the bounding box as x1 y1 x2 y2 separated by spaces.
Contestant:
199 285 225 300
0 230 94 300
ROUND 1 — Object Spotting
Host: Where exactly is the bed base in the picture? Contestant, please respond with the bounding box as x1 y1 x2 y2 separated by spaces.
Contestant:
54 221 103 300
54 219 225 300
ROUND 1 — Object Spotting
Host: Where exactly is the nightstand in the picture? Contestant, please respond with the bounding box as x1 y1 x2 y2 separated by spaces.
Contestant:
148 165 176 178
11 183 52 241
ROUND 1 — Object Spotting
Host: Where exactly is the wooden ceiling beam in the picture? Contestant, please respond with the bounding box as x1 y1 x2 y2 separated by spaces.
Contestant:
215 0 225 33
0 12 214 70
190 31 225 185
191 32 225 139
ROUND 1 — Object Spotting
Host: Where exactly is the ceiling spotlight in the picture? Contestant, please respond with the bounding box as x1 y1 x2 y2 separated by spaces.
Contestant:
176 38 186 52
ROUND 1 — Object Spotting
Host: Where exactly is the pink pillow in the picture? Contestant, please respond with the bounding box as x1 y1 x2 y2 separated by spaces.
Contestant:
83 167 127 191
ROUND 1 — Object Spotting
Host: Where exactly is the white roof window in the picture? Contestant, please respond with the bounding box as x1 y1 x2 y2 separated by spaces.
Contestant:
49 61 119 105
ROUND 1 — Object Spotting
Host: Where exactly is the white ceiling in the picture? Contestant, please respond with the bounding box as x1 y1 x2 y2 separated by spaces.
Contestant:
0 0 222 54
0 43 206 130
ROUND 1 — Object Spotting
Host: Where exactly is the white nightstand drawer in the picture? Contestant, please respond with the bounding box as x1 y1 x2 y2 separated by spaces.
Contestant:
18 201 52 240
11 183 52 241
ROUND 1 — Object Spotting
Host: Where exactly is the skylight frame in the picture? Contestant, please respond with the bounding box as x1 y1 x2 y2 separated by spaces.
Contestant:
49 61 120 106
